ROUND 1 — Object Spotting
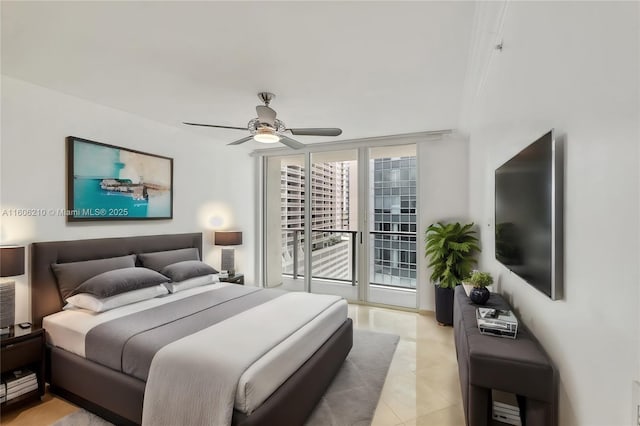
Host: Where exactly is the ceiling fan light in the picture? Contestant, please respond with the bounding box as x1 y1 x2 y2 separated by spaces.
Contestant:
253 128 280 143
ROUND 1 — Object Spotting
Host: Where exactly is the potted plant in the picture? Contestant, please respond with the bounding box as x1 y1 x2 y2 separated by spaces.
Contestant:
467 271 493 305
425 222 480 325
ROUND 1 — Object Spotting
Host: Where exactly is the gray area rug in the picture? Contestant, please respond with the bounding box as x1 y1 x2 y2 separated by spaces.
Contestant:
51 329 399 426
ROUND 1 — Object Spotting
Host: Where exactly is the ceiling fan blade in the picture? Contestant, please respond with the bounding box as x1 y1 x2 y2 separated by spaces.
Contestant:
256 105 277 126
227 136 254 146
287 128 342 137
279 135 305 149
183 122 248 131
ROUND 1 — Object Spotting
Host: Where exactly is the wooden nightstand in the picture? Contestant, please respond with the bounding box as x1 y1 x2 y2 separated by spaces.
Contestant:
1 326 45 409
220 273 244 285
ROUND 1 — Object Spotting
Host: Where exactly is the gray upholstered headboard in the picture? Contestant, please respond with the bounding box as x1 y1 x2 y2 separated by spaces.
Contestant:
31 233 202 327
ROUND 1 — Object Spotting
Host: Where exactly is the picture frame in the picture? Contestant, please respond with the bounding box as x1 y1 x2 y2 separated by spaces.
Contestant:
66 136 173 221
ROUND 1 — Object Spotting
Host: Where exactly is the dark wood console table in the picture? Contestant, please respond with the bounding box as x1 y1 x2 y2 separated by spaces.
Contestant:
453 286 557 425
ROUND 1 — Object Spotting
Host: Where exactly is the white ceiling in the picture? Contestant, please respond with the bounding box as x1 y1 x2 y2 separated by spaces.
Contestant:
1 1 476 148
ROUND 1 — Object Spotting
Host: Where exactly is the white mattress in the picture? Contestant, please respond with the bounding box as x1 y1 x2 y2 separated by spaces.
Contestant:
43 283 348 414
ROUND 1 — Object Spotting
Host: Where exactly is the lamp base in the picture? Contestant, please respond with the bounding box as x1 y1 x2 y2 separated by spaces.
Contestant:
0 281 15 330
221 248 235 275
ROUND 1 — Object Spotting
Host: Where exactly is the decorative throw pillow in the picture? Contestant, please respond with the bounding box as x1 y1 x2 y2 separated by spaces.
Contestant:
69 267 169 298
52 254 136 299
138 248 200 272
164 274 220 293
161 260 218 282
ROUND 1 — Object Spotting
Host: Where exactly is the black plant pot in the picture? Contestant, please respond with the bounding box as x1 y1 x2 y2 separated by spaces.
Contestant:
469 287 490 305
434 285 455 326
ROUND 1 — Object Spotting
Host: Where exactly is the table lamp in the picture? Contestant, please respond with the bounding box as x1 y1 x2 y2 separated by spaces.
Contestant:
0 246 25 334
214 231 242 275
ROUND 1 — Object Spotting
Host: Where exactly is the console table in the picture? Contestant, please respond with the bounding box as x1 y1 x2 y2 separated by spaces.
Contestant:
453 286 557 426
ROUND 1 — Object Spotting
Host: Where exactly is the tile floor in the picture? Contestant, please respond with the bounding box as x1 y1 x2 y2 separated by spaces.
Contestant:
0 304 464 426
351 305 465 426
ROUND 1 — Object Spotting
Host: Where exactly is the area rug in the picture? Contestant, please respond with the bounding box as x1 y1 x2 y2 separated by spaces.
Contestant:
51 329 399 426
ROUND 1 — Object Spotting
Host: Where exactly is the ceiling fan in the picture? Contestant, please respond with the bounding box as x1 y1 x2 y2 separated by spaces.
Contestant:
183 92 342 149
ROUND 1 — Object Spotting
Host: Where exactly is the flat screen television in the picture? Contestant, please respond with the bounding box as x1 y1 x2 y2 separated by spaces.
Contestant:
494 130 563 300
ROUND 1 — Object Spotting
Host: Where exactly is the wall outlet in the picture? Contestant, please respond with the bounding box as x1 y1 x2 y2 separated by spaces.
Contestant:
633 380 640 425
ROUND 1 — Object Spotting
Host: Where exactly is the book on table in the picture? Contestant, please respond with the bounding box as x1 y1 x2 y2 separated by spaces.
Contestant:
2 369 37 402
6 382 37 400
4 369 36 387
476 308 518 338
492 390 521 426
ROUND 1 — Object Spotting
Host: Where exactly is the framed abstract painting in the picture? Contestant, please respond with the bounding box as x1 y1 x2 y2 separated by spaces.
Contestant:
66 136 173 221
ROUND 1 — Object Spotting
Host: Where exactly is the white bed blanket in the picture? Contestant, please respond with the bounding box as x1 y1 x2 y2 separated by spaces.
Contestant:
142 291 343 426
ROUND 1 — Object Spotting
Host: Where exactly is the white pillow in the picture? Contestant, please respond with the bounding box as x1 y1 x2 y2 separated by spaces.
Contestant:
164 274 219 293
65 284 168 313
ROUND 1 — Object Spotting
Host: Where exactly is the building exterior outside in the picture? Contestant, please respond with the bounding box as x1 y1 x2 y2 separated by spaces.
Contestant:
281 161 352 280
279 155 417 289
370 156 417 288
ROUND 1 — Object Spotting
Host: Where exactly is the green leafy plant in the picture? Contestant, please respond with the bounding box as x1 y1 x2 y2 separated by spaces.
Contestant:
468 271 493 288
425 222 480 289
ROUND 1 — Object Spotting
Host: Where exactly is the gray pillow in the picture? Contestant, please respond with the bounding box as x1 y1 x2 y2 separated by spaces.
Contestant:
52 254 136 299
161 260 218 282
138 248 200 272
69 267 169 298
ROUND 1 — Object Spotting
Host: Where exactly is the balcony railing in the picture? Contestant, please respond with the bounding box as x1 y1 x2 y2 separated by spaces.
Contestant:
282 228 357 286
369 230 417 289
280 229 418 290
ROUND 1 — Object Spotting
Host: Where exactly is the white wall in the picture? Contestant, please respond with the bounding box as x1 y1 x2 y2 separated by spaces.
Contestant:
465 2 639 425
417 134 469 311
0 76 256 323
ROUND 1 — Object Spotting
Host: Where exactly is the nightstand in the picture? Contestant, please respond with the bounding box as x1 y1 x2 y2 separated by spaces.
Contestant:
1 326 45 409
220 273 244 285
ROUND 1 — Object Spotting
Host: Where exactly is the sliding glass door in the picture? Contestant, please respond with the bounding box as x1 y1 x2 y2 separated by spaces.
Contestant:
366 145 418 308
263 154 306 290
308 150 359 300
261 144 417 309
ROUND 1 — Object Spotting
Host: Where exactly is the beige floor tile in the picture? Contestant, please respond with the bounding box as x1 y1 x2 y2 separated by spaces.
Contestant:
415 363 463 405
414 340 458 372
403 403 465 426
380 372 455 422
371 399 404 426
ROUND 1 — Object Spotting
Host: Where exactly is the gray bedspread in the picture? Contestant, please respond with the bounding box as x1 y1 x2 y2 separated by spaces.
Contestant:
85 285 285 380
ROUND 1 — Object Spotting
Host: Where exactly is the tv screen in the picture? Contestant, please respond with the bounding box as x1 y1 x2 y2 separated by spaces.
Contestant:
495 130 563 299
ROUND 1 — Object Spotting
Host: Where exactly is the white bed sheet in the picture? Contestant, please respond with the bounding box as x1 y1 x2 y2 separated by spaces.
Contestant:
236 297 346 413
44 282 235 357
43 284 347 414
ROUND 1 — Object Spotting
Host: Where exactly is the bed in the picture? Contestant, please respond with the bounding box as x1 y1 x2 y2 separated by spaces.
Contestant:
31 233 353 425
